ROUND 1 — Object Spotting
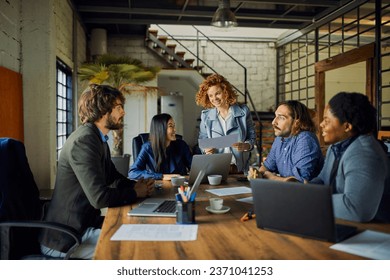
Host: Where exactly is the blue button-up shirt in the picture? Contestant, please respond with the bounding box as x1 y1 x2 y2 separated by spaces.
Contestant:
98 129 109 143
263 131 323 182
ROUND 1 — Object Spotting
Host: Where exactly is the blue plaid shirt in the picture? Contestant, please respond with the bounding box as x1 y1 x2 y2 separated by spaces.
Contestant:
263 131 323 182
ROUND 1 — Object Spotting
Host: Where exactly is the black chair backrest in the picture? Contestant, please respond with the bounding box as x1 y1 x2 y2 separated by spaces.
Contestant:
132 133 149 162
0 138 42 258
111 154 131 177
131 133 183 163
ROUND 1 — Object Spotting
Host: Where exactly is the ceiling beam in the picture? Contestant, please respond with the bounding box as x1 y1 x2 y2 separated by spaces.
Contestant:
236 0 340 7
76 6 213 16
83 17 305 29
77 6 314 22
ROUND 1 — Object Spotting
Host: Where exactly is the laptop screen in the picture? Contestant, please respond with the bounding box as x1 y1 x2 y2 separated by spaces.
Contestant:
250 179 353 242
188 153 232 184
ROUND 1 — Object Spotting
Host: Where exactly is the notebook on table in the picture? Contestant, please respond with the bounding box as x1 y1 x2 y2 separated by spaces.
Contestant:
250 179 357 243
188 153 232 185
127 168 206 217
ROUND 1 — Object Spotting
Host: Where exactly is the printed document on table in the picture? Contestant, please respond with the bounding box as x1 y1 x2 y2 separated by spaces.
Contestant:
330 230 390 260
198 134 238 149
236 196 253 204
110 224 198 241
206 186 252 196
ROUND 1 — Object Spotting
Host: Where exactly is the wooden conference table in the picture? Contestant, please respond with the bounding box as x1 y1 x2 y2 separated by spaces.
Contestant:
94 176 390 260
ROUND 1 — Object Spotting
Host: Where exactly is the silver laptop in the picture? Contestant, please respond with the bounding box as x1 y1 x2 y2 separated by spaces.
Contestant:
250 179 357 242
188 153 232 185
127 168 205 217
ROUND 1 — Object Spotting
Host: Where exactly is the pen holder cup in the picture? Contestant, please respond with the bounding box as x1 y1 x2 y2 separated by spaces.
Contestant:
176 201 196 224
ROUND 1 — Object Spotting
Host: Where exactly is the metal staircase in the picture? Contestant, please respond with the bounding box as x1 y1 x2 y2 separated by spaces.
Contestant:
145 29 194 70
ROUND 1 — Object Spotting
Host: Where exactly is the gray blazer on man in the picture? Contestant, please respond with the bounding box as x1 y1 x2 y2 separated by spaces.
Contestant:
40 123 138 251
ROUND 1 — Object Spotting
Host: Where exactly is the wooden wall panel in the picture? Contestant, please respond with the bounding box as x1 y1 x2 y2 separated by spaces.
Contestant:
0 66 23 141
314 43 375 147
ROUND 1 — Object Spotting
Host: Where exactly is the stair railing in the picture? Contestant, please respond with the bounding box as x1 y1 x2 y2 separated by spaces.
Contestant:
156 25 216 73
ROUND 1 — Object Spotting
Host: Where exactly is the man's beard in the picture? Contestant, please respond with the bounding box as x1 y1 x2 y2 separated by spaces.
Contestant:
105 114 124 130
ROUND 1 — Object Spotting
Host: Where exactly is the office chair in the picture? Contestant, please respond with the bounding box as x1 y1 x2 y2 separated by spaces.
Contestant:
132 133 183 163
111 153 131 177
0 138 81 260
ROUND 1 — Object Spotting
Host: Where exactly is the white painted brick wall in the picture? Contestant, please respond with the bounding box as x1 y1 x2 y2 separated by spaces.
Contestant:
0 0 22 72
54 0 73 67
76 21 86 67
108 35 171 69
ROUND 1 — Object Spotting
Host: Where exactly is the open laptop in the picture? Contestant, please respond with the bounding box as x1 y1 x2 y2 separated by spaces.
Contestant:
188 153 232 185
127 168 205 217
250 179 357 242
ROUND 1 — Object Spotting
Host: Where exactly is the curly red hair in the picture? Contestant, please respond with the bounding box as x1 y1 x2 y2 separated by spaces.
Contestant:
195 74 238 108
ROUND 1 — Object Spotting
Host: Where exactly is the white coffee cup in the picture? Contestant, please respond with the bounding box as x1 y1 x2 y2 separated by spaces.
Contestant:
207 174 222 186
209 197 223 210
171 176 186 187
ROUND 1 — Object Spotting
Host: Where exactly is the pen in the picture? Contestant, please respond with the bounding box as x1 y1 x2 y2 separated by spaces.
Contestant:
189 192 197 202
175 193 182 202
240 209 256 222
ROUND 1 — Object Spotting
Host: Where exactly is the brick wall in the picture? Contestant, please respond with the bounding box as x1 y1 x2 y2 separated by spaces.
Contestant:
107 35 277 112
0 0 22 72
108 35 171 69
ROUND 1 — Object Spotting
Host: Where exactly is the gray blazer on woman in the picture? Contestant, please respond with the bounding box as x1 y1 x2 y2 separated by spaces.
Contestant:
198 103 256 172
311 134 389 222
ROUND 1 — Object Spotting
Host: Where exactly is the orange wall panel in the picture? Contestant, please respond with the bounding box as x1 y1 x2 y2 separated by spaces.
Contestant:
0 66 24 142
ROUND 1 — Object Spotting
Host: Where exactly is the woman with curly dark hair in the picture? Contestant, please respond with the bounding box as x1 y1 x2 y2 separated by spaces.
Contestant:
310 92 390 222
196 74 256 174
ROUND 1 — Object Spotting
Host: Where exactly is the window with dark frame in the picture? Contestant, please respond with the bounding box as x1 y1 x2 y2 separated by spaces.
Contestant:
276 1 390 129
56 60 73 160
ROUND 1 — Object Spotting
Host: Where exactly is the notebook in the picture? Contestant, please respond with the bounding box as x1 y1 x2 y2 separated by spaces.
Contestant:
127 168 205 217
250 179 357 242
188 153 232 185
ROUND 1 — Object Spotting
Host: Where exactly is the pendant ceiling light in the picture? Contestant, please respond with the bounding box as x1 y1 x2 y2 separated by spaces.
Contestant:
211 0 238 28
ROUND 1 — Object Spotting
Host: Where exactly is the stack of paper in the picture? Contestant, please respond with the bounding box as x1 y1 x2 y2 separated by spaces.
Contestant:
110 224 198 241
330 230 390 260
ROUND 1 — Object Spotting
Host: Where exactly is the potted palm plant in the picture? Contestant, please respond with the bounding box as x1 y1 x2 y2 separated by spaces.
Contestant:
78 54 160 155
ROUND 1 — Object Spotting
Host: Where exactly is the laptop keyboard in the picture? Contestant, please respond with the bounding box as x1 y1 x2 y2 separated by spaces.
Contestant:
153 200 177 214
